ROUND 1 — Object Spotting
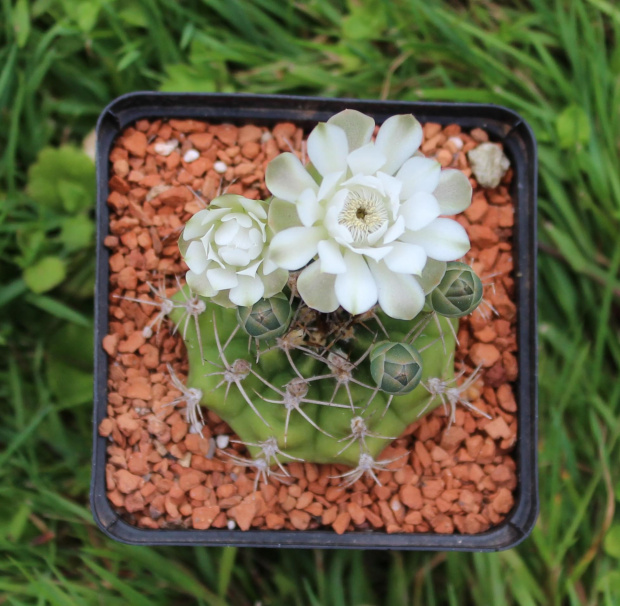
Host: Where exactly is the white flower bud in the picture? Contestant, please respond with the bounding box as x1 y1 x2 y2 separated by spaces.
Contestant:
179 194 288 307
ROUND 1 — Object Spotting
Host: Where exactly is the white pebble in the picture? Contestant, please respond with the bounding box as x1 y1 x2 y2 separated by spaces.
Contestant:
448 136 464 150
154 139 179 157
227 520 236 530
467 142 511 189
214 161 228 174
260 131 273 143
216 434 229 449
183 149 200 163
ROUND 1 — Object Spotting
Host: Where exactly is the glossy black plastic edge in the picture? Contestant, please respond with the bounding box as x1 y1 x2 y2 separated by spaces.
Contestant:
92 92 538 550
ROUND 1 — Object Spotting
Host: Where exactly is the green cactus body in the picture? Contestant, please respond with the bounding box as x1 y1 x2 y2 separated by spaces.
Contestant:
169 287 457 467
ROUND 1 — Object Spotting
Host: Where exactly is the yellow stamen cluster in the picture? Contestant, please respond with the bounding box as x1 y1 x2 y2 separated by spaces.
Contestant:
338 187 387 243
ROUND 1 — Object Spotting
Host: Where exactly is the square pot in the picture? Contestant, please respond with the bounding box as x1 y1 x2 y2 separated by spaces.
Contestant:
92 92 538 550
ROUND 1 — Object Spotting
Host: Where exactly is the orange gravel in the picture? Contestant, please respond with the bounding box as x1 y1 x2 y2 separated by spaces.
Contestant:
100 117 518 534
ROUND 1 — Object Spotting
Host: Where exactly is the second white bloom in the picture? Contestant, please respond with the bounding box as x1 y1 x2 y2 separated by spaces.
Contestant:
180 194 288 308
264 109 473 320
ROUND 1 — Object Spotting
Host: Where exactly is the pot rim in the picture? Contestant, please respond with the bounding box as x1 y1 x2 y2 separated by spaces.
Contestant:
92 92 538 550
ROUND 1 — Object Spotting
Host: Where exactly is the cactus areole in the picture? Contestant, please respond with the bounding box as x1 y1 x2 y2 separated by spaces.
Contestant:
170 109 484 483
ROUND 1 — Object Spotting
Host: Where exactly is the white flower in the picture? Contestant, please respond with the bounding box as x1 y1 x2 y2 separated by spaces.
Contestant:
264 110 472 320
179 194 288 307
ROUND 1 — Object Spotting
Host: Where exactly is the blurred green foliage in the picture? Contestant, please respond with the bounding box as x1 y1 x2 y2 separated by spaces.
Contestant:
1 0 619 604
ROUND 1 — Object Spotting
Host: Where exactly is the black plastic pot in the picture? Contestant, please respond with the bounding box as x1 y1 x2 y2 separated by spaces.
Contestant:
92 92 538 550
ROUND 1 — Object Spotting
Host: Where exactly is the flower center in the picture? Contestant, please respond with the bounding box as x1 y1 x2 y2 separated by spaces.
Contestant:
338 187 388 243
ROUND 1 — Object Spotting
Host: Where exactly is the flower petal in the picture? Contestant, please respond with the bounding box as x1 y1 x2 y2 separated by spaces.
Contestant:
260 267 289 298
368 260 426 320
376 171 403 215
400 218 470 261
316 170 344 202
218 246 251 267
222 212 252 228
396 157 441 199
399 192 441 231
268 226 324 270
186 270 217 298
239 197 268 220
433 168 472 215
374 114 423 175
342 173 383 192
265 152 318 202
340 241 392 262
327 109 375 151
415 258 446 294
213 220 239 246
228 275 265 307
261 249 278 275
347 143 386 175
211 194 245 211
204 234 225 268
184 240 209 274
206 267 238 290
182 208 228 240
268 197 302 234
334 251 378 315
307 123 349 177
317 240 346 274
382 215 406 244
383 242 427 275
366 220 389 245
297 188 320 227
210 291 236 308
297 261 340 313
325 199 353 242
237 260 262 277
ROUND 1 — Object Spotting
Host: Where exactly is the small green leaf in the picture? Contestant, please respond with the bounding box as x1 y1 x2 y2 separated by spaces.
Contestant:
13 0 31 48
556 105 591 149
27 146 95 213
16 229 45 266
23 256 66 293
75 0 101 32
7 502 32 542
342 0 387 40
58 180 88 213
46 358 93 407
159 64 217 93
60 215 94 252
118 5 148 27
596 571 620 595
603 525 620 559
117 48 142 72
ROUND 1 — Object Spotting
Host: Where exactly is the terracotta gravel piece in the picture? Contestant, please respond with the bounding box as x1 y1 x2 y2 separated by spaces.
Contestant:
99 118 519 535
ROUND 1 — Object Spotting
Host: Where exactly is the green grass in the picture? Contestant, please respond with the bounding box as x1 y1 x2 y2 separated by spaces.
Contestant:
1 0 619 603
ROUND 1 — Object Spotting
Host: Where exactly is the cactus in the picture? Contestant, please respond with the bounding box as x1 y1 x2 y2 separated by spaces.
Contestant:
169 288 458 467
164 109 486 485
